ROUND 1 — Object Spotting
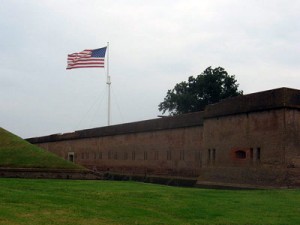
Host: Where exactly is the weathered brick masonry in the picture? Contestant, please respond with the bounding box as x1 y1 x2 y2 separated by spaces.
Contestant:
28 112 204 178
27 88 300 188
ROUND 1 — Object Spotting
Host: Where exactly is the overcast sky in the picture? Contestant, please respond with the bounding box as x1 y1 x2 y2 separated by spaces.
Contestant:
1 0 299 138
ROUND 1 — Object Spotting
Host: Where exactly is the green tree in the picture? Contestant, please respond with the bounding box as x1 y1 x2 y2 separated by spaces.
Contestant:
158 67 243 115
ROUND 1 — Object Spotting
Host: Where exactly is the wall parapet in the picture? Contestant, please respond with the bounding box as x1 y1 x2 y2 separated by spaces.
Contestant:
27 111 204 143
204 87 300 119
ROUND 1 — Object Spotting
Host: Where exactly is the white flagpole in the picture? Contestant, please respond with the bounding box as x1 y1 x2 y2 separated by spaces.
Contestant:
106 42 111 126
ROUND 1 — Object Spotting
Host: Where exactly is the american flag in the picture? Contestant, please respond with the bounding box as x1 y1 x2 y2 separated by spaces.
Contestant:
66 47 107 69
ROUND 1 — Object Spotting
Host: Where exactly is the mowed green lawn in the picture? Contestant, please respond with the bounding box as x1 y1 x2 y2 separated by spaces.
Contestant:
0 179 299 225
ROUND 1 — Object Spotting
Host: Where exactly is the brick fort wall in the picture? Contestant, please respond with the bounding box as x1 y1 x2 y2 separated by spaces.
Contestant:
27 88 300 188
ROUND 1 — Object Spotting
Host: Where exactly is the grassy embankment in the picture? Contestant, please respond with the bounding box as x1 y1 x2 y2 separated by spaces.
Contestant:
0 127 83 170
0 178 299 225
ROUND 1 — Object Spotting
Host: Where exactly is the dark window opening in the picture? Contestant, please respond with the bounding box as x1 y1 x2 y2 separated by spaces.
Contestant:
257 148 261 160
114 152 118 160
154 151 159 160
124 152 128 160
69 155 74 162
180 150 185 160
68 153 74 162
212 149 216 161
144 151 148 160
235 150 246 159
195 151 201 161
167 151 171 160
98 152 102 159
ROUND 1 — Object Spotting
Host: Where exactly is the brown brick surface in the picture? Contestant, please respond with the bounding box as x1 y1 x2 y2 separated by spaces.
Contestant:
28 88 300 188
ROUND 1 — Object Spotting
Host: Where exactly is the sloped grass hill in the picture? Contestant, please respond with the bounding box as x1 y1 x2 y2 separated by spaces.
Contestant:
0 127 84 170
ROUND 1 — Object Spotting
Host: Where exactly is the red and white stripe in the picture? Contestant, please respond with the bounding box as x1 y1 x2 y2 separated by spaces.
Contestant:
67 49 105 69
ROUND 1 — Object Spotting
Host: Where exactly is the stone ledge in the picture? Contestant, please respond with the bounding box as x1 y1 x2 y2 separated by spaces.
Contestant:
0 168 101 180
195 181 289 190
103 172 198 187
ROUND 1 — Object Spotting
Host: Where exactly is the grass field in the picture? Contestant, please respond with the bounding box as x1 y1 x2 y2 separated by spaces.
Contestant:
0 178 299 225
0 128 83 170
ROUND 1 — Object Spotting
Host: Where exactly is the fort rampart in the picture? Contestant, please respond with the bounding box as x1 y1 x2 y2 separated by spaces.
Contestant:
27 88 300 188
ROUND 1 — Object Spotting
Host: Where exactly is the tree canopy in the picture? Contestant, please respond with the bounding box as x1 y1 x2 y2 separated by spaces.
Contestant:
158 67 243 115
